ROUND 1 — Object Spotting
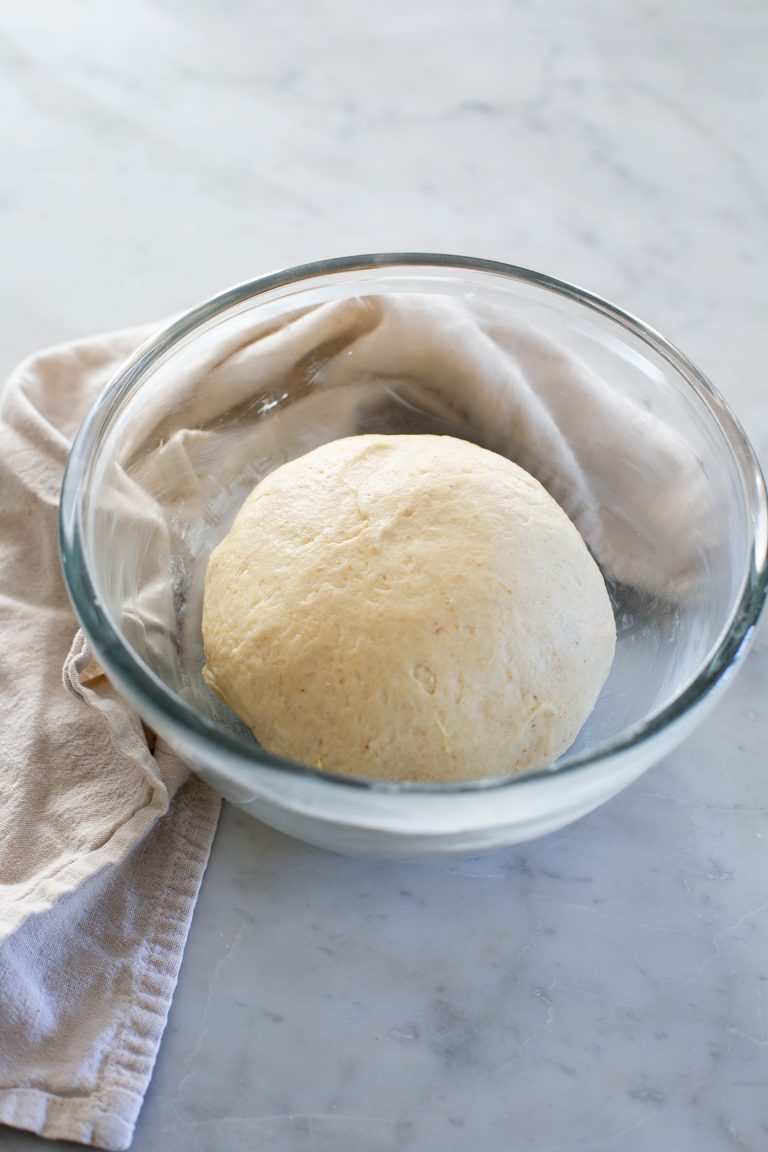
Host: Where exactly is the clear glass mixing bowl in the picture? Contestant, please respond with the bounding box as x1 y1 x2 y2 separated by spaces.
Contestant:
59 255 768 857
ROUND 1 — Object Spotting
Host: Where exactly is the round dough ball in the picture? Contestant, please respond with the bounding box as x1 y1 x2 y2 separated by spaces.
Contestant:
202 434 615 782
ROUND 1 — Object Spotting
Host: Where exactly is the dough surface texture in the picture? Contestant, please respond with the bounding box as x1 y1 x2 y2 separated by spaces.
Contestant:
202 434 616 782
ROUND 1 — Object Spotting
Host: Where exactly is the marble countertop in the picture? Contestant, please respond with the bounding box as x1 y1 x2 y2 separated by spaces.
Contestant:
3 1 768 1149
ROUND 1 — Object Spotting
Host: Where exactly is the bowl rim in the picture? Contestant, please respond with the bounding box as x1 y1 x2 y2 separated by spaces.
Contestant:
59 252 768 796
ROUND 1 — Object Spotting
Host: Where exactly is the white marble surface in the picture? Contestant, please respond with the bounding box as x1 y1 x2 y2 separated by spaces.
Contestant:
3 1 768 1149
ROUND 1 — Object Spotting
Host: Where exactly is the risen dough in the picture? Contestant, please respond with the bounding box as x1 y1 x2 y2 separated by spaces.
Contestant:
202 434 616 782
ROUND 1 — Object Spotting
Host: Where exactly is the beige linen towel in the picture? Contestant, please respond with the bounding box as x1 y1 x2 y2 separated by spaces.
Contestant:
0 330 221 1150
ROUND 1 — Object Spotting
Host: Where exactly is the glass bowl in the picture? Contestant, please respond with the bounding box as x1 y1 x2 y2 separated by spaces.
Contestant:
59 255 768 857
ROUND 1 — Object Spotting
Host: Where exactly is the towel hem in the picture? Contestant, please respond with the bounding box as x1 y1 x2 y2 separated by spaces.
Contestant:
0 774 221 1150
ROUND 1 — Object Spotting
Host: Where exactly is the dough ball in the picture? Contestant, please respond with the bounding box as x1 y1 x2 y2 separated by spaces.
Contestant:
202 434 616 782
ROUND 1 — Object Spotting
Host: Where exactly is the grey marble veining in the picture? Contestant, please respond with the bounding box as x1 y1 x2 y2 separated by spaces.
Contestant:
2 0 768 1149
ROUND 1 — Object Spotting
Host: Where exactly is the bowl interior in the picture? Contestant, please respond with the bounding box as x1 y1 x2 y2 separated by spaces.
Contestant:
71 261 759 780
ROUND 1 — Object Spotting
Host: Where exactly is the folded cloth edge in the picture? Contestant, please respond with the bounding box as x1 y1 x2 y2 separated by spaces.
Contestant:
0 773 221 1151
0 632 187 943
